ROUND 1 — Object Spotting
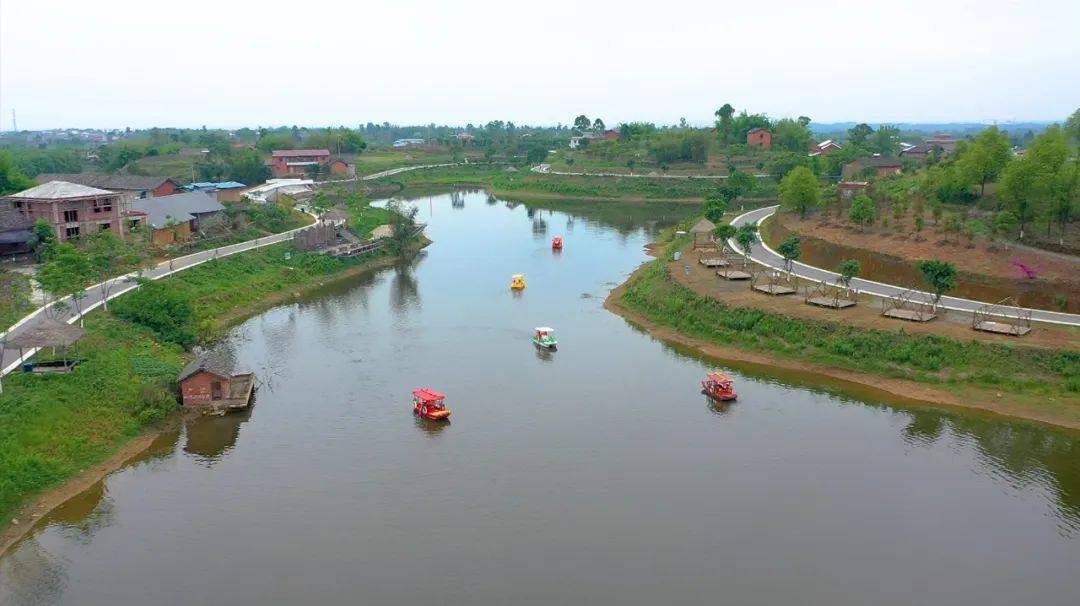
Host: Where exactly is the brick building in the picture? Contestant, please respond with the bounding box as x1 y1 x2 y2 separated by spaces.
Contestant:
269 149 331 177
36 173 181 202
3 181 127 242
746 128 772 149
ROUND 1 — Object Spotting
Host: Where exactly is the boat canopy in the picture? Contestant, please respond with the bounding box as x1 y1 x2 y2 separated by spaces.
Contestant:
512 273 525 279
412 388 445 403
706 372 732 383
535 326 554 333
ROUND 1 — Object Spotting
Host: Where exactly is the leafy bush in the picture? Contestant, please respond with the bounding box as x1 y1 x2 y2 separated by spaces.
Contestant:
110 281 197 348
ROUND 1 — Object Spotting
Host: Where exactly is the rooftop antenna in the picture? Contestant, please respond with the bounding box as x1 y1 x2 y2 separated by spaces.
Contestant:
11 109 16 132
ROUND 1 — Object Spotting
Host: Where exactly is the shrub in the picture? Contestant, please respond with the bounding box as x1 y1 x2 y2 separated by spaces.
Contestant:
110 281 197 348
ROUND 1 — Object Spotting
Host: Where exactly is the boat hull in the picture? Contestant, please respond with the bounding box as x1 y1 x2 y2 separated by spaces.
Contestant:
533 339 557 350
413 405 452 421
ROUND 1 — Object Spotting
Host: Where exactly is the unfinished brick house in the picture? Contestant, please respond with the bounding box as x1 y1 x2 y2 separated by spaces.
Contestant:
3 181 127 242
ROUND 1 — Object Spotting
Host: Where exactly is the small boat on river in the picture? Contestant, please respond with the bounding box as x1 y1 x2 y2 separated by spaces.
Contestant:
552 236 563 250
412 388 451 420
511 273 527 290
532 326 558 350
701 372 737 401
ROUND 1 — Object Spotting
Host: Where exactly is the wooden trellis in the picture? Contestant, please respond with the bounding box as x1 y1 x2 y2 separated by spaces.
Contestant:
804 281 857 309
972 297 1032 336
698 242 733 268
751 267 797 296
881 289 938 322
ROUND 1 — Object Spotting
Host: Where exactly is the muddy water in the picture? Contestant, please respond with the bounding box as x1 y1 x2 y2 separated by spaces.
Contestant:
2 191 1078 606
762 218 1079 313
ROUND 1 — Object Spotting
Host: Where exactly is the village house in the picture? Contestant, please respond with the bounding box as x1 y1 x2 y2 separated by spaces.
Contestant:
268 149 331 177
178 353 255 411
318 209 348 228
809 140 842 156
837 181 870 200
184 181 249 202
3 181 127 242
454 132 475 144
35 173 182 201
898 143 937 162
842 156 903 179
127 190 225 246
925 133 958 153
329 158 356 177
746 128 772 149
0 201 36 255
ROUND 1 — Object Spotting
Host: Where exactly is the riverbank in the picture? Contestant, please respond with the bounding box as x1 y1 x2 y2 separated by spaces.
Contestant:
376 164 776 203
606 234 1080 430
0 235 428 543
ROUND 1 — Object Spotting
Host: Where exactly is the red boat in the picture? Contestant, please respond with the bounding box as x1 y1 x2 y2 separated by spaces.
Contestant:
701 372 737 401
412 388 451 420
552 236 563 250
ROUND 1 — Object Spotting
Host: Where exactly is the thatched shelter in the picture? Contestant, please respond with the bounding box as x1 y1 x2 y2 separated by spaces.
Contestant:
8 318 85 349
689 218 716 248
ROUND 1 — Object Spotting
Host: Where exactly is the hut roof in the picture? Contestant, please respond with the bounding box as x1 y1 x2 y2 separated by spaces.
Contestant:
689 218 716 233
319 209 348 221
7 318 86 349
178 350 236 382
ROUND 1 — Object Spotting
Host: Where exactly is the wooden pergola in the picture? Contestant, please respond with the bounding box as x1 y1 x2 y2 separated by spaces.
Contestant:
7 318 86 370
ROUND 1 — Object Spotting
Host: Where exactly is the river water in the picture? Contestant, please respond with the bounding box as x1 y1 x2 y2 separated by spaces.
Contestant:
2 191 1078 605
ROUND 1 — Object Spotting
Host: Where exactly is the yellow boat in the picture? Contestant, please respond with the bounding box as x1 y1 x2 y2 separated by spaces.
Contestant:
510 273 526 290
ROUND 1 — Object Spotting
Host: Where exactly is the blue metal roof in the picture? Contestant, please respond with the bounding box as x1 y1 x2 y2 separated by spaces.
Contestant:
184 181 247 190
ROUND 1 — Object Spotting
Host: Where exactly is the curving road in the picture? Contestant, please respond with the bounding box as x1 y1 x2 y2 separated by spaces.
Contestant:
728 206 1080 327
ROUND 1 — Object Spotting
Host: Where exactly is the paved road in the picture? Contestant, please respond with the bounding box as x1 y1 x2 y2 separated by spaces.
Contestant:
1 163 450 381
729 206 1080 327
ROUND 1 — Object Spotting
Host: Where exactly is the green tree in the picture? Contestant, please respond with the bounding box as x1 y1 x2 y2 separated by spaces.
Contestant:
0 150 34 195
592 118 605 131
713 224 737 247
917 259 957 304
847 123 873 146
837 259 861 287
33 219 56 255
992 210 1019 238
85 231 149 309
731 112 771 143
110 280 196 348
772 118 813 152
703 190 729 223
734 223 759 267
777 235 801 272
227 149 270 185
726 169 756 200
869 125 901 155
957 126 1012 197
848 194 876 229
573 115 591 131
37 242 93 321
778 166 820 218
714 103 735 143
1000 156 1039 239
385 200 420 255
1065 107 1080 146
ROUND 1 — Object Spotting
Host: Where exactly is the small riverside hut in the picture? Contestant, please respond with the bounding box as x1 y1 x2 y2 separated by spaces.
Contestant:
318 209 348 228
689 218 716 249
178 352 255 413
8 318 86 374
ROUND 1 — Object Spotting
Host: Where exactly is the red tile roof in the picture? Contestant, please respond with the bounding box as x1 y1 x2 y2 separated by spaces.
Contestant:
271 149 331 157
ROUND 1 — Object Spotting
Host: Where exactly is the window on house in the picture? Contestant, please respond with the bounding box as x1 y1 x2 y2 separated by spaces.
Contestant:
63 210 79 222
99 222 111 231
65 226 80 239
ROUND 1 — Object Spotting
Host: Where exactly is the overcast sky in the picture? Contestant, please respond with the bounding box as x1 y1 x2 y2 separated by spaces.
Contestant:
1 0 1077 130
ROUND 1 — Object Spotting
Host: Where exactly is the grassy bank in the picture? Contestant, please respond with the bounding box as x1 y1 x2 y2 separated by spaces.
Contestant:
0 221 414 527
381 164 777 201
617 237 1080 424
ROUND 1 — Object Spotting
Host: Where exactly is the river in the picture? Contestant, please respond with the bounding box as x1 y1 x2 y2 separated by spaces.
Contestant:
1 190 1078 605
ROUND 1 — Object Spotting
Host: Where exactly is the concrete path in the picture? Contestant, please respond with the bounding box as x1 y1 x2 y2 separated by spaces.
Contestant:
1 163 449 381
531 163 768 180
728 206 1080 327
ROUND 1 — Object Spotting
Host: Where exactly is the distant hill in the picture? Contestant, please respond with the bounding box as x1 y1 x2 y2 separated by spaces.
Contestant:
810 121 1053 137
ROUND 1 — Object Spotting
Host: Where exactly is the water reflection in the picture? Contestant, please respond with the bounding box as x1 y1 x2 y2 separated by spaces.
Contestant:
705 396 734 417
413 415 450 436
390 259 422 315
183 409 253 465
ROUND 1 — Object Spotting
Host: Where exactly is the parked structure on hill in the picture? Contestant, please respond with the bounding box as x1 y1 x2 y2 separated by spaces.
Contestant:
184 181 248 202
746 127 772 149
269 149 331 177
35 173 181 201
3 181 127 242
809 140 842 156
842 156 903 179
329 158 355 177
